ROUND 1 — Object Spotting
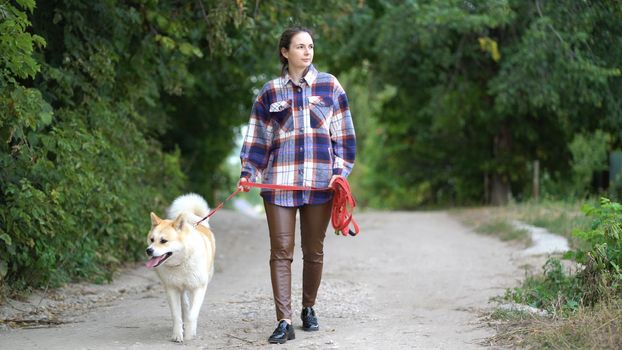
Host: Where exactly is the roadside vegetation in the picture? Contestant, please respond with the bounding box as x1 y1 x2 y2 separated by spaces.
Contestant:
456 198 622 349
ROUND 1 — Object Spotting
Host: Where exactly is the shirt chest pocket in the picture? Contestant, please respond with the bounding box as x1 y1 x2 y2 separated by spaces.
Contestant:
308 96 333 129
269 100 293 133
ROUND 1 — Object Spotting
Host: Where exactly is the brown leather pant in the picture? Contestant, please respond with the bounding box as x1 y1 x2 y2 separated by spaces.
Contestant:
264 199 333 321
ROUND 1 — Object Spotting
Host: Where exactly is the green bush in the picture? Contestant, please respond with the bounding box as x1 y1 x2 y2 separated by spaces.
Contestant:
505 258 582 315
0 1 186 295
568 131 610 196
506 198 622 314
566 198 622 304
0 97 186 293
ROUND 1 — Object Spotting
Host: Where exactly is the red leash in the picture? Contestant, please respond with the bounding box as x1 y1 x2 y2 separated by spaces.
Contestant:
195 180 359 236
195 188 243 226
329 177 360 236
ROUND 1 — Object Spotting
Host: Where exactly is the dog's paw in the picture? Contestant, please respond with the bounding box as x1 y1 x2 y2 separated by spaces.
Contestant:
171 332 184 343
171 336 183 343
184 321 197 340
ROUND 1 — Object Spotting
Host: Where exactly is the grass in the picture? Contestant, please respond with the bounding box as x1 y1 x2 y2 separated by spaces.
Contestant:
513 199 594 247
454 198 621 350
487 299 622 350
451 198 594 248
478 218 530 243
450 206 531 247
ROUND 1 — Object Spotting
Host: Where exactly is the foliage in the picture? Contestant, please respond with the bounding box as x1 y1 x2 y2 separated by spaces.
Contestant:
0 0 359 296
505 258 582 315
566 198 622 304
0 0 45 81
457 200 622 348
0 0 222 294
568 130 611 196
325 0 622 208
505 197 622 317
0 0 52 289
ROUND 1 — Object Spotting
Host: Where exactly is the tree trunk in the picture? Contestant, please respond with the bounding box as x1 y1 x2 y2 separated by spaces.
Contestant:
532 160 540 200
490 174 511 205
488 125 512 205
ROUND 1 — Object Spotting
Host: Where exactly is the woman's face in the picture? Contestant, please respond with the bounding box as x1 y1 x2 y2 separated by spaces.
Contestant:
282 31 314 72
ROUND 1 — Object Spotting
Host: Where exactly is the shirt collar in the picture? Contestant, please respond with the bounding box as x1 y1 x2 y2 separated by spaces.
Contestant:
282 64 318 86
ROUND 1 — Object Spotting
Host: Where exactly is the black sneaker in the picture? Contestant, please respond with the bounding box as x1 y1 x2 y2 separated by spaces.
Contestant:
301 307 319 331
268 320 295 344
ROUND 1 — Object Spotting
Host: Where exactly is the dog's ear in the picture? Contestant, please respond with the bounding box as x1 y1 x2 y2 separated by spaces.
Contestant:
150 212 162 227
173 213 186 230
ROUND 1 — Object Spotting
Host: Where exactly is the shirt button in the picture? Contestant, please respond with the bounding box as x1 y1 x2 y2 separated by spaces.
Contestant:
296 88 302 93
298 106 302 111
299 147 303 152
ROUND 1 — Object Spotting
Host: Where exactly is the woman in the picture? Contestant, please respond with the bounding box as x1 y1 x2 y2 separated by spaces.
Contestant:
239 26 356 344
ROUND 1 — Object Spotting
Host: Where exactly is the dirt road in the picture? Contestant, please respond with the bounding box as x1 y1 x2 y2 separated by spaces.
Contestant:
1 210 522 349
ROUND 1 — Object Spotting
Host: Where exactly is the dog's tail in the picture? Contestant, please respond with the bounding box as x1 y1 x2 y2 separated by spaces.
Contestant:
166 193 211 227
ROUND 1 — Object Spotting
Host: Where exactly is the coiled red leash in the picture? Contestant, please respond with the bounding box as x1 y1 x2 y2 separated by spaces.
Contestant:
195 179 359 236
329 177 360 236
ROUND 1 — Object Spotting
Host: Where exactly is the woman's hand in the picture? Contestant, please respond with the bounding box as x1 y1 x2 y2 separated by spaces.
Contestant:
238 177 251 192
329 175 343 189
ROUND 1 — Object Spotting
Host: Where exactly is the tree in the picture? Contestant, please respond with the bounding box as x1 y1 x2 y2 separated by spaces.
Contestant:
330 0 622 207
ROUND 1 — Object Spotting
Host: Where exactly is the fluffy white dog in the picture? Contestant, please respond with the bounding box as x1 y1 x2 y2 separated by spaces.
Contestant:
145 193 215 342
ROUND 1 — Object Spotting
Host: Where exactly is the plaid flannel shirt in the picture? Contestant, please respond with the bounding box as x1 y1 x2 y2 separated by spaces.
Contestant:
240 65 356 207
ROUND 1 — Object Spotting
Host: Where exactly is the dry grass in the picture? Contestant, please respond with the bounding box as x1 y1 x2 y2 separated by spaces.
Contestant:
450 205 531 248
485 299 622 350
451 199 592 247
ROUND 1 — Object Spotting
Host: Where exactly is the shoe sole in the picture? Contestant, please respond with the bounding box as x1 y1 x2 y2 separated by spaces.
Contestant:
302 326 319 332
268 333 295 344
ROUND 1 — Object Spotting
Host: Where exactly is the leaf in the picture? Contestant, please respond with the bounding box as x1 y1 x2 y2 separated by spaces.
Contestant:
565 300 579 311
39 102 54 126
178 42 196 57
610 202 622 211
0 233 12 246
611 262 620 274
562 251 576 260
15 0 36 12
155 34 176 50
192 47 204 58
581 203 595 215
478 37 501 62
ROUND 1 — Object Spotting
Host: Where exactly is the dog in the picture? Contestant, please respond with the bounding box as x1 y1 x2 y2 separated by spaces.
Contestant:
145 193 215 342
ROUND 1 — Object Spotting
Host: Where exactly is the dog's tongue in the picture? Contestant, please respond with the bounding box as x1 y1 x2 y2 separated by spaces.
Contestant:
146 255 166 268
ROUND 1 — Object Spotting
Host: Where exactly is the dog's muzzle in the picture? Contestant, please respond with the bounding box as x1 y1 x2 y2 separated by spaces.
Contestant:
145 250 172 268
